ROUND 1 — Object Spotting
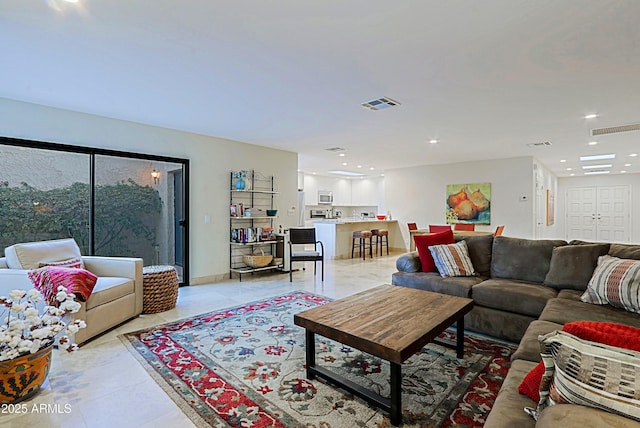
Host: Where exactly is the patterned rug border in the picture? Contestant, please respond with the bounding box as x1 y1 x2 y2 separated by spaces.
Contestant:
119 290 516 427
119 291 330 427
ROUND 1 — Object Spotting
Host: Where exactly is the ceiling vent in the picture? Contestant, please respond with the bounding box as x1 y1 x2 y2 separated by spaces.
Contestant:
325 147 346 152
591 123 640 136
361 97 401 111
527 141 553 147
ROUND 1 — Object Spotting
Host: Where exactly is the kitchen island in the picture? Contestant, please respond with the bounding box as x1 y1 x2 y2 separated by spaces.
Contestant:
313 219 403 259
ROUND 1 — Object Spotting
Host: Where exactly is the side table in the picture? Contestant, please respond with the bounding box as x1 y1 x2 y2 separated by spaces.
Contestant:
142 265 179 314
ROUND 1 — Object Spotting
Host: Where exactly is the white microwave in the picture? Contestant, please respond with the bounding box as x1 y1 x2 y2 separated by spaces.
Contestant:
318 191 333 205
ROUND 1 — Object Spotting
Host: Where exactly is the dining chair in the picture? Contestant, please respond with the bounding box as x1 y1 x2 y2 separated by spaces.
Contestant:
288 228 324 282
429 224 452 233
453 223 475 231
407 222 418 231
494 225 505 236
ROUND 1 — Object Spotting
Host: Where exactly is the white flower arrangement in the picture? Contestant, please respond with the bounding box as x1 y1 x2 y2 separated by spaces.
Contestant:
0 287 86 361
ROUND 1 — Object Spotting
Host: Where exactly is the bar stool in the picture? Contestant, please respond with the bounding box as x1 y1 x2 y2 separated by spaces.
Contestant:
371 229 389 256
352 230 372 260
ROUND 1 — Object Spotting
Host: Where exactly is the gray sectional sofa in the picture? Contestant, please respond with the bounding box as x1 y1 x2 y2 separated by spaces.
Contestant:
392 235 640 427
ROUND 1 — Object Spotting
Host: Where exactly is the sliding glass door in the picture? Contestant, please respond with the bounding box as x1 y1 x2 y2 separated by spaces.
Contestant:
0 138 189 284
0 145 90 251
94 155 186 282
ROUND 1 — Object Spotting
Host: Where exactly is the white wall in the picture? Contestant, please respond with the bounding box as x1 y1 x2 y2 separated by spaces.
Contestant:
385 157 536 249
557 173 639 244
0 97 299 284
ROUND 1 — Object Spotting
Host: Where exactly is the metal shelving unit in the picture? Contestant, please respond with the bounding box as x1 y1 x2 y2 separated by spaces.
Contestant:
229 170 283 281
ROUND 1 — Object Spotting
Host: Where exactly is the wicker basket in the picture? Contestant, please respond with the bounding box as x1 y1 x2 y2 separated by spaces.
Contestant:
243 250 273 268
142 265 179 314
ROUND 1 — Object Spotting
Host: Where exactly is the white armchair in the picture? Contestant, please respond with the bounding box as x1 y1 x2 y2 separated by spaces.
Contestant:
0 238 143 344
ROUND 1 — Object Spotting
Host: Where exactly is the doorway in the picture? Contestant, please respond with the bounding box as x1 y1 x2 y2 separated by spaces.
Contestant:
566 185 631 242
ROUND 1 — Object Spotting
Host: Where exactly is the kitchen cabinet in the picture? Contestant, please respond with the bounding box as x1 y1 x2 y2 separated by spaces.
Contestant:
332 178 351 205
229 170 283 281
304 175 319 205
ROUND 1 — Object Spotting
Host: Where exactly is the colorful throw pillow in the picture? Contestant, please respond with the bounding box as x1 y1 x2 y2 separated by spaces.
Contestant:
534 330 640 422
428 240 477 277
413 229 454 272
27 266 97 305
518 321 640 403
38 257 84 270
581 255 640 314
543 244 610 290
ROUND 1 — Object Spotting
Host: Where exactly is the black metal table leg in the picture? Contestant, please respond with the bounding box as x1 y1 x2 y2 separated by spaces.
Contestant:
305 330 316 379
456 318 465 359
390 362 402 425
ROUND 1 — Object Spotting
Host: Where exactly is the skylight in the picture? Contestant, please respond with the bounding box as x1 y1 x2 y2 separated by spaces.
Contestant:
581 164 612 169
327 170 365 177
579 153 615 161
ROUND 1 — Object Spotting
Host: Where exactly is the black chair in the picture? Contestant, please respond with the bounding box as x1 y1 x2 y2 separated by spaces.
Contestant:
288 228 324 282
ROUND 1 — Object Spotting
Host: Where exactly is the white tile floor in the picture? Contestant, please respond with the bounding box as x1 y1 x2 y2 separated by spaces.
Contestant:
2 253 401 428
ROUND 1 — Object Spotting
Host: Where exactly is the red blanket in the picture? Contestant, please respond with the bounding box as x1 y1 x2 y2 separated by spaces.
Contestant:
27 266 97 305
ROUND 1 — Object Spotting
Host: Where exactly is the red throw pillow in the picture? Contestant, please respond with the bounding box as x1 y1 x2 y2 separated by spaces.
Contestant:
28 266 97 305
414 229 455 272
518 321 640 402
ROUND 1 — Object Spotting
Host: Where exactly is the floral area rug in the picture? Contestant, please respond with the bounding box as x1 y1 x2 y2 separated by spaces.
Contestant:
120 291 516 427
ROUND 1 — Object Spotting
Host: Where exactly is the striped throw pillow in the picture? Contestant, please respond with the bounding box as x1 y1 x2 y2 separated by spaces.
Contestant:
581 255 640 314
428 240 476 277
535 330 640 422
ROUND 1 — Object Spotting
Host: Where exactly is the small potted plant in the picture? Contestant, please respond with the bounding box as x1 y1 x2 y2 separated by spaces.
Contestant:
0 287 86 403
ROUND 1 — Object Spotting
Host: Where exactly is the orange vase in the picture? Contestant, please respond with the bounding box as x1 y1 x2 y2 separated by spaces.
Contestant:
0 345 53 404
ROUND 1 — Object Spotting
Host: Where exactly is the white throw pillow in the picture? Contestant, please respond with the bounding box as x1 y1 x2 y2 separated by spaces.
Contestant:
4 238 83 270
581 255 640 314
428 240 476 277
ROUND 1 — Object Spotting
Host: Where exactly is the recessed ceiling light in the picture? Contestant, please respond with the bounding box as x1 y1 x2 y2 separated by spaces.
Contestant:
580 153 615 161
429 139 438 144
339 153 345 157
582 164 612 170
64 0 79 3
630 153 639 157
570 173 575 176
584 171 611 175
369 167 375 171
566 167 572 171
588 141 598 146
621 170 627 174
327 170 365 177
625 163 632 167
560 159 567 163
584 114 598 119
312 172 316 175
342 162 347 166
356 165 362 168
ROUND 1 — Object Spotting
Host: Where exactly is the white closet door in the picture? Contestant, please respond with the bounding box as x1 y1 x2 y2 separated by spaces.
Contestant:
566 185 630 243
566 187 597 241
596 186 630 242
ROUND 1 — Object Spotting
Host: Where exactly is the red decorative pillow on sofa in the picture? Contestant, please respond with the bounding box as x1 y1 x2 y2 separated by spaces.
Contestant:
28 266 97 306
518 321 640 403
414 229 455 272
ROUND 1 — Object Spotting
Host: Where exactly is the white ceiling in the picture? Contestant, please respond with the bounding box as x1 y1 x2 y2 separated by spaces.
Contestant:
1 0 640 178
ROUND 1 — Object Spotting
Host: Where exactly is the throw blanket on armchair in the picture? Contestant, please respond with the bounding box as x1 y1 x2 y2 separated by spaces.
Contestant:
27 266 98 305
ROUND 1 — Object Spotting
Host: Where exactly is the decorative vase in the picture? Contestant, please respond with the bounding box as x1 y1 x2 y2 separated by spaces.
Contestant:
235 178 246 190
0 345 53 404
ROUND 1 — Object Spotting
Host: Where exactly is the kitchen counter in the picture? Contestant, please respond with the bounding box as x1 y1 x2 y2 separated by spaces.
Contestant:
314 220 403 259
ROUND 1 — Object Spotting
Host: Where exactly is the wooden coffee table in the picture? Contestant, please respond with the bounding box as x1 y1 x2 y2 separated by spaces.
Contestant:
293 284 473 426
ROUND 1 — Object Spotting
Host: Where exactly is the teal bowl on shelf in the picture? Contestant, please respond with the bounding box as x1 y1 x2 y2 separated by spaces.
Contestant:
266 209 278 216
